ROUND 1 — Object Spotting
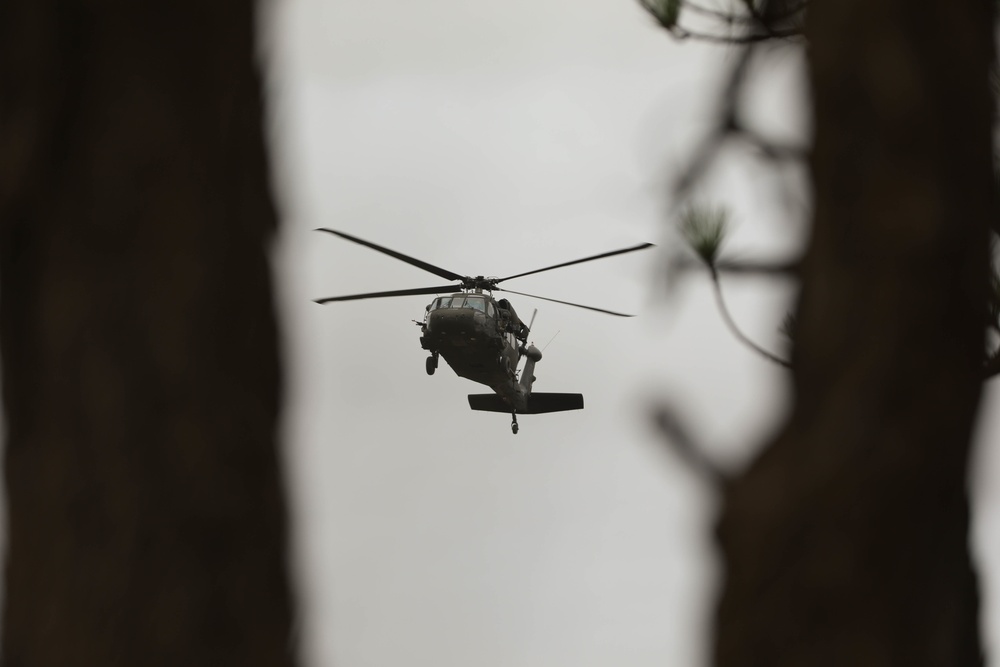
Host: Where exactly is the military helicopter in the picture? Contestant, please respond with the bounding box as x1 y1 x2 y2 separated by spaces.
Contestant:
314 228 653 434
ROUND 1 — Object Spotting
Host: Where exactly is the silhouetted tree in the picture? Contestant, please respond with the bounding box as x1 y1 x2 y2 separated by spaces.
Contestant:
646 0 996 664
0 3 296 665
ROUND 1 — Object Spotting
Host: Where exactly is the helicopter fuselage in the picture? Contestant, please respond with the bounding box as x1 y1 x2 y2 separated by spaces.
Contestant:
419 292 534 411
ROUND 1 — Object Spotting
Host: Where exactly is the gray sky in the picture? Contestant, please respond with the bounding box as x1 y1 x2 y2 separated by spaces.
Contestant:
261 1 1000 665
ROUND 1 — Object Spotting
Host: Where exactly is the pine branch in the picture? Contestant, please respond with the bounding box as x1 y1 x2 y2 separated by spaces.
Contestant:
710 269 792 368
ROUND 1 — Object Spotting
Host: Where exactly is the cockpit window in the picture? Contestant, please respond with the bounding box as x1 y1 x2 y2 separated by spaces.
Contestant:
432 295 489 311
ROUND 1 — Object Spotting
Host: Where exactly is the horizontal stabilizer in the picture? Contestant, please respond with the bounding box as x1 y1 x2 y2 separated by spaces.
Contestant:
525 393 584 414
468 394 511 413
467 393 584 414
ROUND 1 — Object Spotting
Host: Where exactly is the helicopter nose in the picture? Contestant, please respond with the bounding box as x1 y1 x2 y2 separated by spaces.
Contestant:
428 309 480 335
430 310 466 328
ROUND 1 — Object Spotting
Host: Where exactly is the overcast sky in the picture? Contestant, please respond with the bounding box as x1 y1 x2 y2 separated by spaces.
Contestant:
260 1 1000 665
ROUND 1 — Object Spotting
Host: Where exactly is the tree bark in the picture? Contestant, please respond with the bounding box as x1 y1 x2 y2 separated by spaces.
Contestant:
715 1 995 666
0 3 296 665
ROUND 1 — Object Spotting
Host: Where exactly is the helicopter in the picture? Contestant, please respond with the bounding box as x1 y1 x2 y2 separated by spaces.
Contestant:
314 228 653 434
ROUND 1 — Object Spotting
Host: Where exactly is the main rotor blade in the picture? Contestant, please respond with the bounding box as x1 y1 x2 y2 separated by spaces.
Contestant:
496 242 654 283
315 284 462 304
315 228 465 282
497 288 636 317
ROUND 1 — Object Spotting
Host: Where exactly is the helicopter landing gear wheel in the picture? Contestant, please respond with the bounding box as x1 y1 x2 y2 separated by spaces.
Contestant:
425 354 438 375
511 414 519 435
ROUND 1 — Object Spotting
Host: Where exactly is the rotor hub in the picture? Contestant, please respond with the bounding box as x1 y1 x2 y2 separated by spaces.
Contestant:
461 275 499 292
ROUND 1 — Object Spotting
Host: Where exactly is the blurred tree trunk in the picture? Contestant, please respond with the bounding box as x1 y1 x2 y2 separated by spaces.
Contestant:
715 1 995 666
0 3 296 666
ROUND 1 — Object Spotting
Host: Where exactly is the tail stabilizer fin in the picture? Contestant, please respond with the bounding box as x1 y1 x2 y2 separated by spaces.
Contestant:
468 392 584 414
524 392 584 414
468 394 512 413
